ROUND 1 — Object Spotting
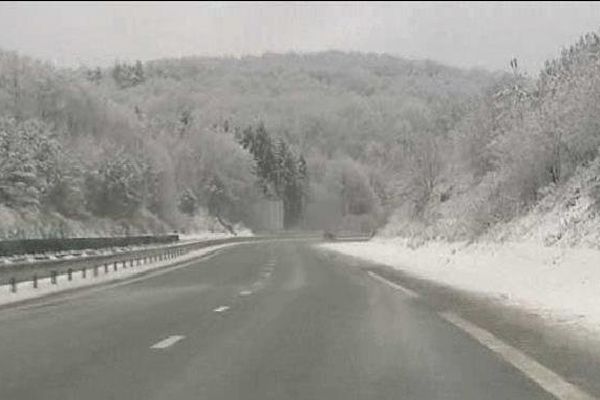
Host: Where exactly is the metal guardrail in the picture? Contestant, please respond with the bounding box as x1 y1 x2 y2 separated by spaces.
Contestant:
0 234 179 257
323 231 375 242
0 234 322 293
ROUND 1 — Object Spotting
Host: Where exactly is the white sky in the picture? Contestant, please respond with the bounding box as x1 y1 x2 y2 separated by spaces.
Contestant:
0 1 599 73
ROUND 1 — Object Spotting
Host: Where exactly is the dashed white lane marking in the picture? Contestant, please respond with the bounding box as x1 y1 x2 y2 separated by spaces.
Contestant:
367 271 420 299
150 335 185 349
239 290 253 296
213 306 230 313
251 281 264 290
440 312 596 400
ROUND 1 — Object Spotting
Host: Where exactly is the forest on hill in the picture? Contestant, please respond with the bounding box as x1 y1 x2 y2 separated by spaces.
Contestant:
0 50 498 238
6 34 600 242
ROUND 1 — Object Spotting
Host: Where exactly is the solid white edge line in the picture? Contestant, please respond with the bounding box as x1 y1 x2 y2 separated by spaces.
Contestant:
440 311 597 400
239 290 252 296
213 306 230 313
150 335 185 349
367 271 420 299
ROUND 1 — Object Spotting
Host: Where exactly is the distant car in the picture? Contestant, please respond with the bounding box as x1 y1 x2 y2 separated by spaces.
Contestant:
323 231 335 241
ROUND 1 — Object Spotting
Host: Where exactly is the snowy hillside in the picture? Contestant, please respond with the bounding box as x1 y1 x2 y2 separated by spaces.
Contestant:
486 157 600 248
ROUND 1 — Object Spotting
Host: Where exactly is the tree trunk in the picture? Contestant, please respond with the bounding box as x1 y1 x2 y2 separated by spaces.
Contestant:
216 215 237 236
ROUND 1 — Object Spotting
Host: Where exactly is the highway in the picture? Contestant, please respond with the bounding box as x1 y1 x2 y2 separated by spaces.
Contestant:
0 240 571 399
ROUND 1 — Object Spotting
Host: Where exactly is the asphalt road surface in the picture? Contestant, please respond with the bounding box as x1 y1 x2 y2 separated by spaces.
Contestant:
0 241 562 399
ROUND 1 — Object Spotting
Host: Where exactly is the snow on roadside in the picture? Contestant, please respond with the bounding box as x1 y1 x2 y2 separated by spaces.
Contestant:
178 232 235 241
0 232 250 265
320 238 600 333
0 243 238 307
178 228 253 242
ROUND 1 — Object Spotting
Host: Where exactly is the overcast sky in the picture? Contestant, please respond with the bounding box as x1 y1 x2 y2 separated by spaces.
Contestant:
1 1 599 74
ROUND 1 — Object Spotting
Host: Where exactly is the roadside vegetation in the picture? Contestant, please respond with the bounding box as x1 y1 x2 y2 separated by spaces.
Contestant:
3 30 600 243
0 51 492 238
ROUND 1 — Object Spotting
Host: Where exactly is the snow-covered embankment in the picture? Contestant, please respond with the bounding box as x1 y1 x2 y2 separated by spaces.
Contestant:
320 238 600 334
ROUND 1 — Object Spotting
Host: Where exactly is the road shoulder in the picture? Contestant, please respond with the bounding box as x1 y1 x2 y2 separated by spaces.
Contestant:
317 247 600 398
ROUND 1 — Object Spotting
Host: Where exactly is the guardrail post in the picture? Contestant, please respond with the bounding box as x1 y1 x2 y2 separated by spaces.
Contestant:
114 261 118 271
130 259 134 268
68 268 73 281
122 260 126 269
51 270 57 284
9 277 16 293
104 263 109 273
32 274 38 289
82 267 87 279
